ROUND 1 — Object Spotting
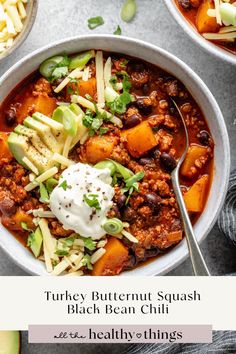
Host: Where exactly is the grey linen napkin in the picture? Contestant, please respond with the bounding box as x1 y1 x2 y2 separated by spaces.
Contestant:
123 331 236 354
218 170 236 245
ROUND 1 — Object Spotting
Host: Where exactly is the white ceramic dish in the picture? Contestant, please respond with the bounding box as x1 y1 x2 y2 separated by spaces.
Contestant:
0 35 230 276
0 0 38 62
164 0 236 66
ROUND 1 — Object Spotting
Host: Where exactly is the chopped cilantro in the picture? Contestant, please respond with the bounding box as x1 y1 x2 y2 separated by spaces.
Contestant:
109 76 118 88
82 254 93 270
80 237 96 251
51 66 68 81
120 59 129 68
88 16 104 30
114 25 122 35
83 193 101 210
121 171 145 204
59 180 68 191
67 87 75 95
99 127 109 135
69 77 78 83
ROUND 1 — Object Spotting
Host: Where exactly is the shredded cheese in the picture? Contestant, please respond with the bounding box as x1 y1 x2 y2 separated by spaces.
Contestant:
43 241 53 273
62 135 73 159
22 156 39 175
52 153 75 167
82 66 90 81
38 219 58 261
219 25 236 33
24 167 58 191
65 270 83 276
104 57 112 88
95 50 105 107
122 230 139 243
91 248 106 264
214 0 222 25
202 31 236 40
51 258 70 276
54 68 83 93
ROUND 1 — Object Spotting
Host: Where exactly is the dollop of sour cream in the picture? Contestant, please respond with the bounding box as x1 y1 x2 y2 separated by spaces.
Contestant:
50 163 114 240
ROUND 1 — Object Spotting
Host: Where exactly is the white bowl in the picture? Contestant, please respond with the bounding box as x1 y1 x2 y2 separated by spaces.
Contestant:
0 35 230 276
164 0 236 66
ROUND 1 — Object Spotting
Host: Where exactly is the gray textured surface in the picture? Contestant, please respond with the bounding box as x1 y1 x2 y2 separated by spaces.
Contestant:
0 0 235 353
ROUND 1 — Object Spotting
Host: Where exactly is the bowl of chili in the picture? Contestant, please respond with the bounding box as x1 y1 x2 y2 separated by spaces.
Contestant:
0 35 230 276
164 0 236 65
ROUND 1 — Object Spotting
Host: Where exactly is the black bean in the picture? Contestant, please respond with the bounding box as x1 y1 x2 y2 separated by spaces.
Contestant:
124 255 138 270
123 207 136 222
5 110 16 126
129 61 146 73
198 130 210 146
0 198 17 216
136 98 152 116
144 192 161 211
117 194 127 209
160 152 177 172
145 248 162 259
152 148 161 160
142 83 149 95
139 157 154 166
124 114 142 129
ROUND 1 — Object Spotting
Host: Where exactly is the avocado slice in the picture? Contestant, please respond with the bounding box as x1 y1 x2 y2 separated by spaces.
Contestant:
8 133 53 174
27 227 43 258
14 125 53 160
32 112 65 142
24 117 62 154
0 331 20 354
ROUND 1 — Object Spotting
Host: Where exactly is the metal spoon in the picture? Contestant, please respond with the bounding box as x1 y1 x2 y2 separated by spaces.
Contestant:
170 98 210 276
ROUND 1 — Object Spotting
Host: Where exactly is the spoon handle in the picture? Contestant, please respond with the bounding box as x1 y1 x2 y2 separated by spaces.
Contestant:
172 168 210 276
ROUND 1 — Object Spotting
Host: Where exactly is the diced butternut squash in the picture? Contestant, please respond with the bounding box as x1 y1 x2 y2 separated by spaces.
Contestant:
92 237 129 276
2 208 35 232
181 144 208 177
84 135 117 164
67 78 97 99
167 230 183 243
17 95 57 123
196 0 220 33
184 175 209 213
121 121 158 158
0 132 12 159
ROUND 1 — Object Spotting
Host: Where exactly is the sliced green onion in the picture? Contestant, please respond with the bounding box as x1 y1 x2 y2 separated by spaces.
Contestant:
103 218 123 235
52 106 78 136
39 56 64 79
109 159 134 180
220 3 236 26
94 160 116 175
121 0 137 23
82 254 93 270
27 227 43 258
88 16 104 30
114 25 122 35
69 103 84 116
39 183 50 203
46 178 58 193
125 171 145 189
69 50 95 70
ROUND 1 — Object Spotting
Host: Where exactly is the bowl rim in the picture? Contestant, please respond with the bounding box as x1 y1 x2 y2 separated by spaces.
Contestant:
0 0 38 61
0 34 231 276
163 0 236 66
